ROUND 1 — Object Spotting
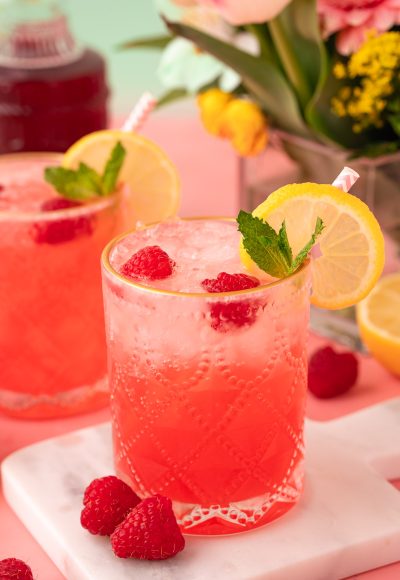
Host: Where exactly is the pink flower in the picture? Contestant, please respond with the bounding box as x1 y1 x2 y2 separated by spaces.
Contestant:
171 0 293 25
318 0 400 54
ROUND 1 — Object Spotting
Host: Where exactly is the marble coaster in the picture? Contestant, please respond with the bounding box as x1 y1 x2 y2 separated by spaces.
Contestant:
2 399 400 580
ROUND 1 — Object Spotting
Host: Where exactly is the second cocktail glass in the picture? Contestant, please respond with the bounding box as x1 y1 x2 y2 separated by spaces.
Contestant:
0 153 125 418
102 218 311 535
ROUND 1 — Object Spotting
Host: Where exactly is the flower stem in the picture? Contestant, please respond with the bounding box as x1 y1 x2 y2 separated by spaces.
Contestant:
268 16 311 109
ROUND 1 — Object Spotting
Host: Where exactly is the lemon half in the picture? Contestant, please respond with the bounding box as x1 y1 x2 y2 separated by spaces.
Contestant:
357 273 400 375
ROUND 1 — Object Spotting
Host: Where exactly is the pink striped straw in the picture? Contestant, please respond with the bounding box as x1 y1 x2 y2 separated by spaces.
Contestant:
332 166 359 193
121 92 157 133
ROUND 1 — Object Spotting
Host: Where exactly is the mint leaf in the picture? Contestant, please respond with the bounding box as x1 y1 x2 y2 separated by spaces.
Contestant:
290 217 325 273
44 167 78 196
44 141 127 201
45 165 102 201
237 210 324 278
278 221 293 267
102 142 127 195
237 210 292 278
76 163 104 196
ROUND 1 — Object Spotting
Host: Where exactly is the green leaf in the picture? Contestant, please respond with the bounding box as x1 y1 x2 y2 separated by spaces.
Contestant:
388 114 400 137
387 98 400 114
278 221 293 267
45 142 126 201
277 0 323 98
62 182 102 201
102 142 127 195
44 167 79 196
45 164 102 200
306 66 368 148
76 163 104 196
268 15 312 108
245 24 282 69
237 210 292 278
288 0 350 146
156 88 189 109
272 0 362 148
118 35 172 51
237 211 324 279
164 18 311 138
290 217 324 273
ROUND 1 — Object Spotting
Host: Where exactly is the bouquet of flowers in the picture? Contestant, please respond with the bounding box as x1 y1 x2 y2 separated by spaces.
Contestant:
123 0 400 158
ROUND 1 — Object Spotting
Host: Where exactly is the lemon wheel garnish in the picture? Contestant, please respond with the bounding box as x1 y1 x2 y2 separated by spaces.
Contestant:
239 183 385 309
357 273 400 376
63 130 181 225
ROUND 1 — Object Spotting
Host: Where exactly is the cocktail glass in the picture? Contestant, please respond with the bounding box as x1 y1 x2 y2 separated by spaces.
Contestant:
101 218 311 535
0 152 125 419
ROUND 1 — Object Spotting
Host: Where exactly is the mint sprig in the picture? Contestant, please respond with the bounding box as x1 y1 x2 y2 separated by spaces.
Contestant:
44 142 126 201
237 210 324 278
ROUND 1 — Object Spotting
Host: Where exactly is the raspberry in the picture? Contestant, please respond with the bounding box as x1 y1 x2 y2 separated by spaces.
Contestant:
110 494 185 560
120 246 175 281
202 272 260 293
308 346 359 399
31 197 94 244
0 558 33 580
40 198 81 212
81 475 141 536
201 272 260 331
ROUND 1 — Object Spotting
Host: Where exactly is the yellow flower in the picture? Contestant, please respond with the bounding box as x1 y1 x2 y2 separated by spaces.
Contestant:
197 90 268 156
197 88 233 135
331 97 347 118
219 99 268 157
333 62 347 79
330 31 400 133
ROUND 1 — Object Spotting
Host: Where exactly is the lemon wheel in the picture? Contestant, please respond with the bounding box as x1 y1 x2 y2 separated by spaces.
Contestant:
63 130 181 225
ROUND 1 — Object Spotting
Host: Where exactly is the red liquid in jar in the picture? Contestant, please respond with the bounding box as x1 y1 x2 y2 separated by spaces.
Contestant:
0 5 109 153
0 48 109 154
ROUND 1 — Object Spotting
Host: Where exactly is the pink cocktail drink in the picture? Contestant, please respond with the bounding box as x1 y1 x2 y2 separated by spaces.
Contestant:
0 153 124 418
102 219 311 535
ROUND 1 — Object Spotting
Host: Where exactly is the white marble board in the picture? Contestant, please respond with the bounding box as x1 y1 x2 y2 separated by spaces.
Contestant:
2 399 400 580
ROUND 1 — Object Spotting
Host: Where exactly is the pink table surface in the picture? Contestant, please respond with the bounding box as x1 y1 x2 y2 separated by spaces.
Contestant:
0 115 399 580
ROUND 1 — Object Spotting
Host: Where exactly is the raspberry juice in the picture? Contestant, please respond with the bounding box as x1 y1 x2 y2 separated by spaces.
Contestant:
102 219 311 535
0 153 125 418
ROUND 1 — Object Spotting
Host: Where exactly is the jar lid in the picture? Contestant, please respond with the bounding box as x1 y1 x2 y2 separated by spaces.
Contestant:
0 0 83 68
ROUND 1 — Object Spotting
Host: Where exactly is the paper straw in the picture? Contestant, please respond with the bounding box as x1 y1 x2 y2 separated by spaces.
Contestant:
121 92 157 133
332 166 359 192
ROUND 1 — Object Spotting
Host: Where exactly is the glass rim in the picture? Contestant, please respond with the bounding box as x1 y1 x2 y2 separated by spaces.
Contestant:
101 217 311 299
0 152 120 222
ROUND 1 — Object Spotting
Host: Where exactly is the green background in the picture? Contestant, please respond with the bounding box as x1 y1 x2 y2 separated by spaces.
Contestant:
66 0 167 114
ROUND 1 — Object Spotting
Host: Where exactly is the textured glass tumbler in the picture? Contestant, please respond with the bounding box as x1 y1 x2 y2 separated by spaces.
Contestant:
0 153 124 419
102 222 311 535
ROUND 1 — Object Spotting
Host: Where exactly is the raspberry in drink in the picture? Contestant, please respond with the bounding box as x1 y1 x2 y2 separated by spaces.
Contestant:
0 153 124 418
102 218 310 535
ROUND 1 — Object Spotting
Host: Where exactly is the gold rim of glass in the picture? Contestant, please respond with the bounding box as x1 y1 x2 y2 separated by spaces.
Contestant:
102 217 311 299
0 152 120 222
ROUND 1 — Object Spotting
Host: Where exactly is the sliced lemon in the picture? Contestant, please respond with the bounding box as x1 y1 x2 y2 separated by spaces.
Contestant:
240 183 385 309
63 130 180 225
357 273 400 376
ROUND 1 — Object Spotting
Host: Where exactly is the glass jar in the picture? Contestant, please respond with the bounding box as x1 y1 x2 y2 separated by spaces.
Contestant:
0 0 109 153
